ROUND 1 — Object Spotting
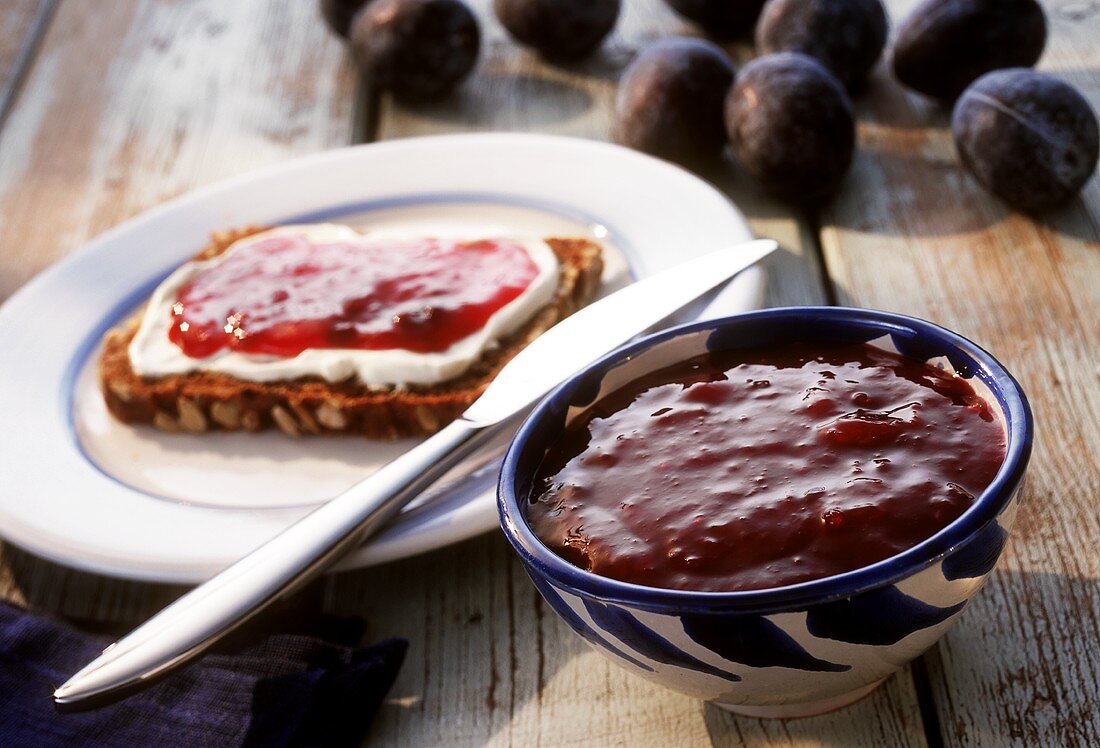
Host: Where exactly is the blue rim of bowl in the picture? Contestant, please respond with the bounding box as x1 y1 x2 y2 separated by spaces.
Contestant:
498 306 1033 615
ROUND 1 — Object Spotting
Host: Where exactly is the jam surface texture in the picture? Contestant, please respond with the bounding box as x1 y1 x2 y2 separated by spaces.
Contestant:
169 233 540 358
528 343 1007 592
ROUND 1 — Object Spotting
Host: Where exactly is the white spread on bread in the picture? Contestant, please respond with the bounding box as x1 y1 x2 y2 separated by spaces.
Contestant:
128 224 560 386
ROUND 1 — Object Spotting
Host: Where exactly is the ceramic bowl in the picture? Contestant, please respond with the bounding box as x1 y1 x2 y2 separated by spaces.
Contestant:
498 307 1032 718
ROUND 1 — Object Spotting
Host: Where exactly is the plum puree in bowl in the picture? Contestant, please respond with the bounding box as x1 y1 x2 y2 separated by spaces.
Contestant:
527 341 1006 593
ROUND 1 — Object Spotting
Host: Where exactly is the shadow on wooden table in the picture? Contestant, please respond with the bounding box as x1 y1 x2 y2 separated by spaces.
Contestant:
702 670 921 747
921 567 1100 747
826 64 1100 244
1 543 186 625
6 532 1096 745
828 143 1100 244
0 543 333 637
384 52 596 129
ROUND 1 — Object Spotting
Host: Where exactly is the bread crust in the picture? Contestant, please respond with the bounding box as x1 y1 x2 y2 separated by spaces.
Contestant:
99 227 603 438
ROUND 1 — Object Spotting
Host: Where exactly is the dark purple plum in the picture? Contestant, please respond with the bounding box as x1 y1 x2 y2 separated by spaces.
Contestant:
320 0 372 38
351 0 480 102
494 0 620 62
756 0 888 92
953 69 1099 212
613 38 736 167
892 0 1047 102
725 53 855 202
663 0 767 38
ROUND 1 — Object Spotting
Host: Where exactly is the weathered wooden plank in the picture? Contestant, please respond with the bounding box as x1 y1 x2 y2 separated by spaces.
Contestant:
353 1 927 745
0 0 54 126
820 2 1100 746
0 0 359 607
0 545 185 623
0 0 359 301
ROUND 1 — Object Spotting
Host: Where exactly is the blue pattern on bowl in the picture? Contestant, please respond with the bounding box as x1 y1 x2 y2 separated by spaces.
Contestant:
581 599 741 682
804 586 967 646
498 307 1033 716
680 613 850 672
941 521 1008 581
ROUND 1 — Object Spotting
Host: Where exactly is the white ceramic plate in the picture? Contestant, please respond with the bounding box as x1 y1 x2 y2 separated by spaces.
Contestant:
0 134 761 583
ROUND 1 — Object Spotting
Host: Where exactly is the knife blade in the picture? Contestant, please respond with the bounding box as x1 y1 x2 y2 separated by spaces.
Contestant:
53 238 777 708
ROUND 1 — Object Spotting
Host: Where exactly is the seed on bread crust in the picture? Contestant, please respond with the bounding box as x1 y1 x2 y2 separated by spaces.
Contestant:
316 401 349 430
415 404 441 432
177 398 208 433
290 402 321 434
242 410 262 432
153 412 181 432
210 400 242 429
108 380 133 403
271 406 301 437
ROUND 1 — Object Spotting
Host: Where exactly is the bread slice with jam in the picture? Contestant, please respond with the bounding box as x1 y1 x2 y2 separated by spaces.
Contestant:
99 226 603 439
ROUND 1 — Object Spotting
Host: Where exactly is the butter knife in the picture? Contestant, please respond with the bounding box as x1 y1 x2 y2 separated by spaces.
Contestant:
53 238 777 708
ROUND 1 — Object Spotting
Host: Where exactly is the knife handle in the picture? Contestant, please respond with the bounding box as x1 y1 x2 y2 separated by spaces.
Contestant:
55 417 492 707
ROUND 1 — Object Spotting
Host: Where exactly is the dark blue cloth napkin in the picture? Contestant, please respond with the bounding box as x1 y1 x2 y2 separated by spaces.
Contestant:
0 600 406 747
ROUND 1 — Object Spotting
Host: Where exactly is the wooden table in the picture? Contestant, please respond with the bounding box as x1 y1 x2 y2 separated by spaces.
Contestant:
0 1 1097 745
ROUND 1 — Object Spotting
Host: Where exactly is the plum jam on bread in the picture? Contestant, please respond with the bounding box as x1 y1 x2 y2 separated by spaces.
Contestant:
100 225 603 439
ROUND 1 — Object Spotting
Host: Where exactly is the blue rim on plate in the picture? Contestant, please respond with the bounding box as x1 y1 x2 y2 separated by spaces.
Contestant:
0 133 764 581
498 307 1033 615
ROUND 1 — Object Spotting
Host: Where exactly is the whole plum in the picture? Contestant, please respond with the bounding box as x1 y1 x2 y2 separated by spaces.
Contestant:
613 39 736 167
953 69 1099 212
320 0 372 37
663 0 767 38
892 0 1047 102
351 0 480 102
494 0 620 62
756 0 888 92
725 53 855 202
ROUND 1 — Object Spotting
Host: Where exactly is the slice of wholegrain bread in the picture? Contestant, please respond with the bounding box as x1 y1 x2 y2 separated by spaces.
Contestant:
100 226 603 439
